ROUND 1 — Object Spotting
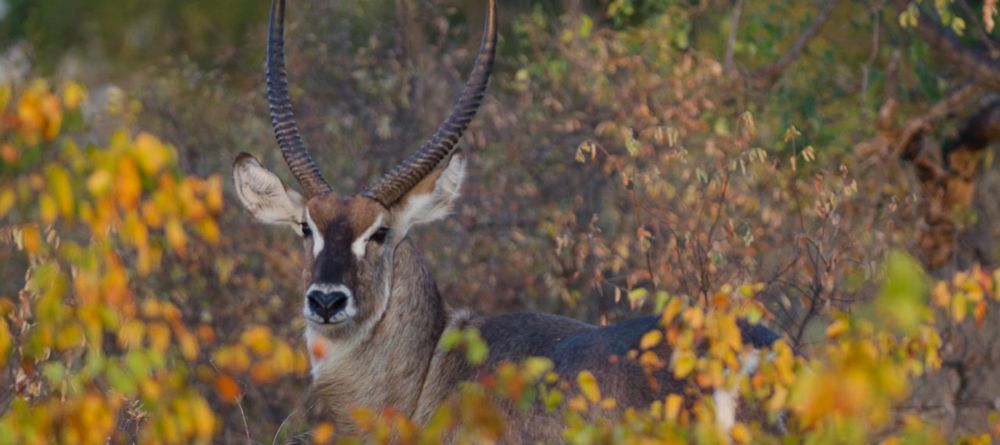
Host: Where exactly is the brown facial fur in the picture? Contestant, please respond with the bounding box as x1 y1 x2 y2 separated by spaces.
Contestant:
300 195 386 339
304 195 384 246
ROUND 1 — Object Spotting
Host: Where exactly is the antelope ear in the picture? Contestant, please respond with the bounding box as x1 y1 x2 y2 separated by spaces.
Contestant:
389 152 465 238
233 152 306 230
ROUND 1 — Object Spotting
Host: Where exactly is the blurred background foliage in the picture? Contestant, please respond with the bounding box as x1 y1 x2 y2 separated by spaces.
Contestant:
3 0 1000 442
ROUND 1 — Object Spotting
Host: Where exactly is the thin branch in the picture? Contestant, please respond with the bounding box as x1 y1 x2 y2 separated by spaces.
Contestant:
894 0 1000 90
724 0 747 72
877 49 902 136
753 0 842 84
861 1 883 94
893 83 981 156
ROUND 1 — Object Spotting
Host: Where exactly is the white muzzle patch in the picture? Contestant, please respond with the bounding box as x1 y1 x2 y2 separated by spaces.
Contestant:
303 283 358 324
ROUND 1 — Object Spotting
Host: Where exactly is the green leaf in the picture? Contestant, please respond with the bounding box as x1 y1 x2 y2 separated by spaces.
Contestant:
875 250 929 333
440 328 462 350
464 328 489 365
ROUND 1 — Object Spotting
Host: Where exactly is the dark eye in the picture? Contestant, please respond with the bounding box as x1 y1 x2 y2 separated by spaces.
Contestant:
300 222 312 238
369 227 389 244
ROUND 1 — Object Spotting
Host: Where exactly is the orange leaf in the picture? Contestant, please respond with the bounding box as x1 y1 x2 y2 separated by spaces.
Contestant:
215 374 241 403
312 422 335 444
310 338 328 361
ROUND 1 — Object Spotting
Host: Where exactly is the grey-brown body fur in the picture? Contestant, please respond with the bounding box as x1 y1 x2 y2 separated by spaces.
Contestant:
297 239 775 443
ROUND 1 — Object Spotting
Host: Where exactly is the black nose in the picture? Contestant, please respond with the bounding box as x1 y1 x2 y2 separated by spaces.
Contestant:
307 290 350 322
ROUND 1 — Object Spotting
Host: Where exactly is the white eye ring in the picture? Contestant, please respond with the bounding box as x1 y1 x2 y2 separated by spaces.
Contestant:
305 209 324 257
351 214 385 258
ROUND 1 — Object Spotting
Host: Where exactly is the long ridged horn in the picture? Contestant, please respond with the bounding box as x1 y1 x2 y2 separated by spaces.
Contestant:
364 0 497 207
267 0 332 197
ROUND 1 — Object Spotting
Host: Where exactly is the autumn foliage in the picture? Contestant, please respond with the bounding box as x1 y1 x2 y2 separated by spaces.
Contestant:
3 0 1000 444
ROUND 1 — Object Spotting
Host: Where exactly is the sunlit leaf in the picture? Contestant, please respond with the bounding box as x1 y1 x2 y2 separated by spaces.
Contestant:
875 251 928 333
639 329 662 350
214 374 241 403
577 370 601 403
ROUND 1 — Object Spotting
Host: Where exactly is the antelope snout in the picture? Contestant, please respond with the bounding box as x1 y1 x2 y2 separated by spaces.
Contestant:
305 285 354 323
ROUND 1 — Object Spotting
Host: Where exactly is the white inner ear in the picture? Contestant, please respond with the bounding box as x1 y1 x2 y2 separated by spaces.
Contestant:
351 213 385 259
233 154 305 229
393 154 465 237
305 209 324 257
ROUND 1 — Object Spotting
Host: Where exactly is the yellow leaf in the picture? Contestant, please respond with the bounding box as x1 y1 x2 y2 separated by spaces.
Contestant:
115 158 142 210
206 175 224 213
117 319 145 348
165 218 187 255
639 329 663 350
270 342 295 374
567 395 587 412
147 322 171 353
640 350 666 368
731 423 752 444
214 345 250 373
16 89 44 143
661 297 684 324
577 370 601 403
682 307 704 330
63 81 86 109
599 398 616 410
932 281 950 308
825 319 848 339
0 83 10 111
179 331 199 360
191 396 217 438
196 219 220 244
993 268 1000 301
40 92 62 140
21 224 41 254
141 201 163 228
47 165 74 220
665 394 683 421
132 132 173 175
55 322 85 350
952 293 967 322
0 188 14 218
767 384 788 412
87 169 113 197
240 325 274 356
673 351 696 379
0 318 11 369
39 193 58 223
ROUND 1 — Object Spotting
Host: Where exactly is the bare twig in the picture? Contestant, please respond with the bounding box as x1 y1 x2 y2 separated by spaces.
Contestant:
724 0 747 72
753 0 842 84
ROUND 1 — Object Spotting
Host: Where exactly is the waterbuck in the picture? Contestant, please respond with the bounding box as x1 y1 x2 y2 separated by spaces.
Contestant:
233 0 781 441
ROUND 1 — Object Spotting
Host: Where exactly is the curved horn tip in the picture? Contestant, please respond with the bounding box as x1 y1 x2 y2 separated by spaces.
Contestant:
365 0 497 206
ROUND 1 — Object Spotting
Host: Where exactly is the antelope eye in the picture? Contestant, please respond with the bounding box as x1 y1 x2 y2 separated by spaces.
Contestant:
300 222 312 238
370 227 389 244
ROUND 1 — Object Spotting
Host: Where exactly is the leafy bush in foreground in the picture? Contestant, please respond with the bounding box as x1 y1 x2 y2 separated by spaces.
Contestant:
2 79 999 444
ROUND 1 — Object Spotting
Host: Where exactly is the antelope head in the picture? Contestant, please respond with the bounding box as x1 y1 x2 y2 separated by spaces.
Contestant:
233 0 496 342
